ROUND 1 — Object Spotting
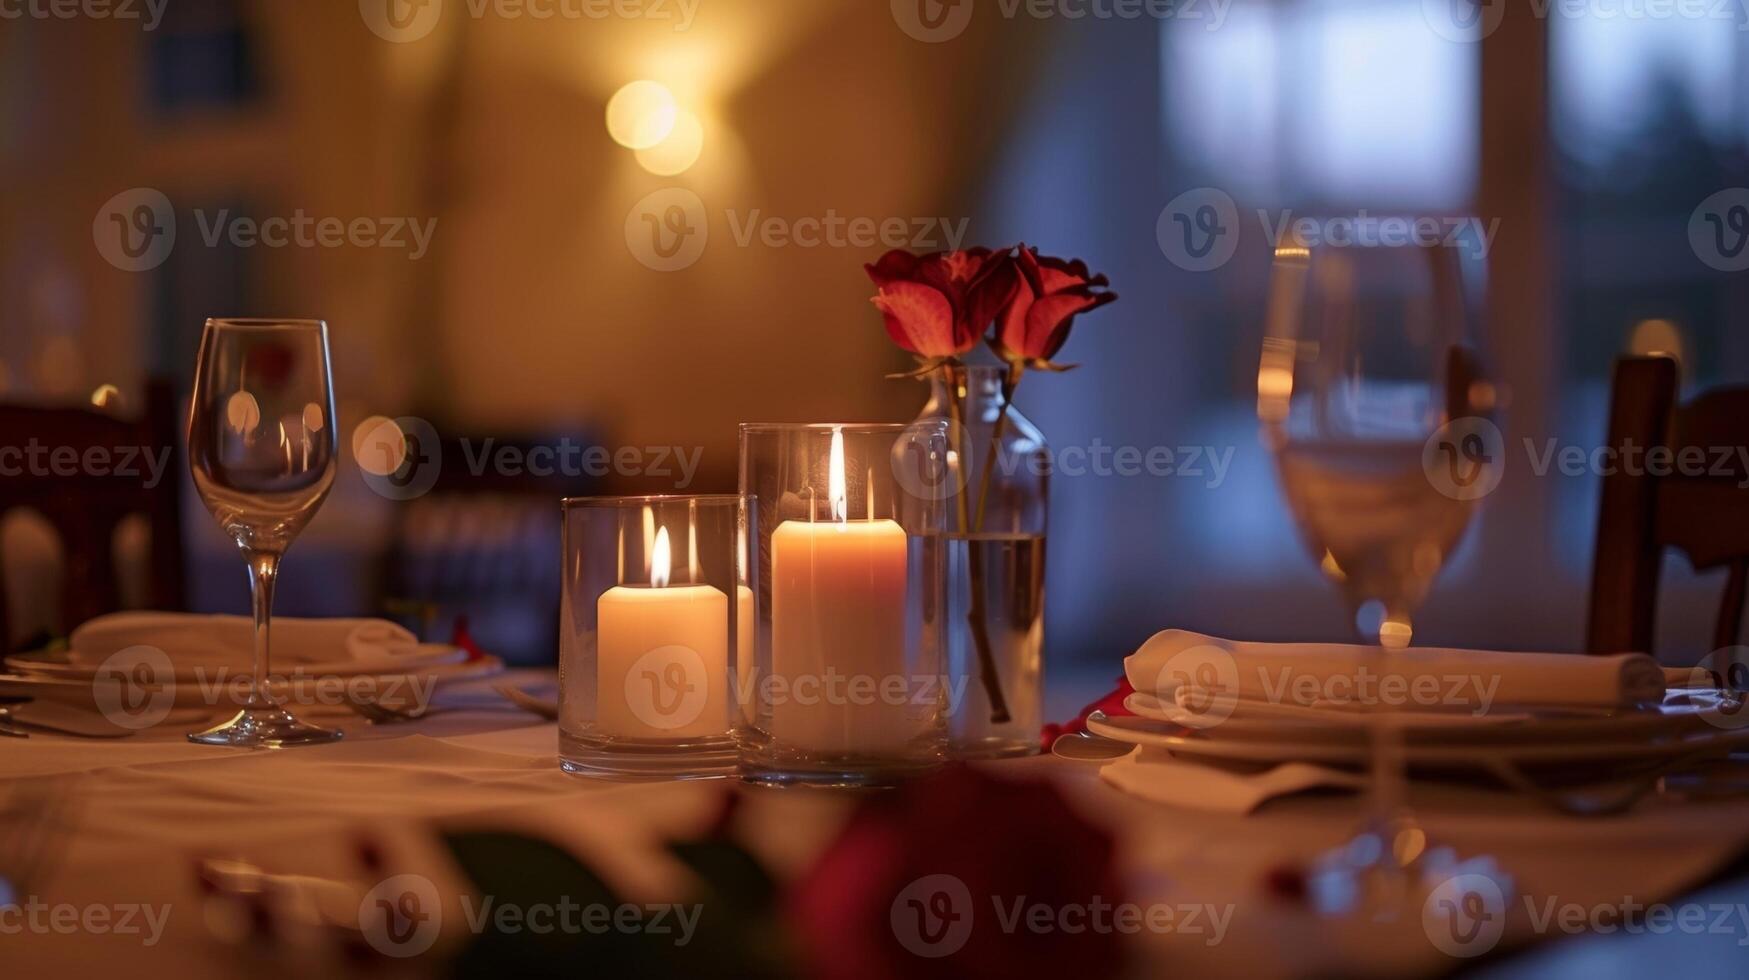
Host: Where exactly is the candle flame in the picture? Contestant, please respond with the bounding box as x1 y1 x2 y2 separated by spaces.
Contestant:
651 525 672 588
828 428 847 523
642 506 656 579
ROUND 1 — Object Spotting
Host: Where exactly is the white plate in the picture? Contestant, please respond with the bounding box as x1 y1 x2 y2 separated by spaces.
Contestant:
2 643 469 682
1087 694 1749 770
1121 689 1743 746
0 655 505 713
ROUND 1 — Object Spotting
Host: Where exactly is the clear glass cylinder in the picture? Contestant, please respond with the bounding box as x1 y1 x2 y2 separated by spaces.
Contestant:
918 365 1048 758
558 495 750 779
737 422 950 787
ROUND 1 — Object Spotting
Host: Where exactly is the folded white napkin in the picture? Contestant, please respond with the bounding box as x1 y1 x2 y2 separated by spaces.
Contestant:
68 612 423 674
1126 629 1665 713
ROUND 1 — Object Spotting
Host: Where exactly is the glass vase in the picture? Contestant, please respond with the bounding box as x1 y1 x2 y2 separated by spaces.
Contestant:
919 365 1047 758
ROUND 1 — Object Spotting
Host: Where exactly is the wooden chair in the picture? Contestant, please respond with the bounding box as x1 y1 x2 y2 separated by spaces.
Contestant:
0 381 186 651
1587 356 1749 656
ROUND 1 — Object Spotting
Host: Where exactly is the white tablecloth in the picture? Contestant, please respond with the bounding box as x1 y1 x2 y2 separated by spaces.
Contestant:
5 672 1749 979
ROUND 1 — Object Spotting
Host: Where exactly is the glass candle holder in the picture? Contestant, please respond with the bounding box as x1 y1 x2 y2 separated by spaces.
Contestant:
737 421 951 787
559 495 751 779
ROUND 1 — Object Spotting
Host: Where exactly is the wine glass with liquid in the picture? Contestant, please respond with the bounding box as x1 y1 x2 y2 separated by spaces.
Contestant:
186 318 343 747
1258 227 1494 901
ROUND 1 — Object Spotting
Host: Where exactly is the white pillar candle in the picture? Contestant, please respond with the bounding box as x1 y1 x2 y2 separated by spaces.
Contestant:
596 526 728 738
769 430 914 753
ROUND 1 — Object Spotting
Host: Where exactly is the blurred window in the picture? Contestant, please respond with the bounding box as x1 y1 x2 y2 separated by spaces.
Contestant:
146 0 260 116
1162 0 1478 208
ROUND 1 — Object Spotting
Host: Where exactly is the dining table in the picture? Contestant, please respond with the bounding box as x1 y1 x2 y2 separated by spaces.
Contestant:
6 665 1749 978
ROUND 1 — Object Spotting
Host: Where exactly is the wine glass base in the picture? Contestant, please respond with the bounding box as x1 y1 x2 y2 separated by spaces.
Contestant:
187 707 344 748
1306 819 1511 925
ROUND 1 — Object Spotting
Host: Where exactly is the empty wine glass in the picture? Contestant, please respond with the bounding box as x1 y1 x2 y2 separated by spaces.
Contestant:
186 318 343 747
1258 223 1495 905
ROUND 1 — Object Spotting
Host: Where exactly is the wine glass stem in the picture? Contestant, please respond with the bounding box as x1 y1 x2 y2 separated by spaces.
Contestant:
1365 614 1414 870
245 551 281 710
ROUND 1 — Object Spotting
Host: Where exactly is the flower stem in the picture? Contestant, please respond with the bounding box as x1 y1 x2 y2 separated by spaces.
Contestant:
946 365 1011 726
972 365 1020 534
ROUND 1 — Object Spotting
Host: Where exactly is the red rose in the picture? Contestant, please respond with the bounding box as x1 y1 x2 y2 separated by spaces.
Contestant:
866 248 1019 363
991 247 1117 370
789 766 1126 980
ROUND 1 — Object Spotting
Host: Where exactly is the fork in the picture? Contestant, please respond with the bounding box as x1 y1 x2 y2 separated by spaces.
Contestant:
345 696 454 724
0 706 28 738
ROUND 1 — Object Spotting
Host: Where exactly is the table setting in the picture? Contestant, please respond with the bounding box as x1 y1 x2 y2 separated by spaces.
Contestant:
6 240 1749 980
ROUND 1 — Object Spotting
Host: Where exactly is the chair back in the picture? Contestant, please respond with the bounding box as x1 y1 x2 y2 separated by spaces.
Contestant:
1587 356 1749 654
0 381 185 650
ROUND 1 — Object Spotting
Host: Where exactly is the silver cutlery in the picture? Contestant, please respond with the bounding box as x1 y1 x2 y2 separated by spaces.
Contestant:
344 696 454 724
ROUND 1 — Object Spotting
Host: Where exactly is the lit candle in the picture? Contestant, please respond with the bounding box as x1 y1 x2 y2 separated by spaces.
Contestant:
596 524 729 738
769 429 914 753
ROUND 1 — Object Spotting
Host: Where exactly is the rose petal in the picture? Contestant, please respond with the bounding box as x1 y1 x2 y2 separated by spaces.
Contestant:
864 249 922 288
1025 289 1116 361
872 281 958 357
962 251 1020 344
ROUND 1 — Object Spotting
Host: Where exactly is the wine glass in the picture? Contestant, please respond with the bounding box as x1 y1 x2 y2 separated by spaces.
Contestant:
1257 225 1494 905
186 318 343 747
